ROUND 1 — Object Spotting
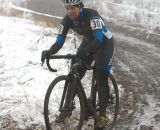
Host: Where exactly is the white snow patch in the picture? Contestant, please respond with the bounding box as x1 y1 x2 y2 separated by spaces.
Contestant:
0 16 78 129
135 95 160 128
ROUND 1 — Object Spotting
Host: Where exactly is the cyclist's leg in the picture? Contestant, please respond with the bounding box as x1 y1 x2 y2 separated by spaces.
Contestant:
66 39 94 107
65 38 94 103
73 38 94 78
75 38 94 117
95 38 115 127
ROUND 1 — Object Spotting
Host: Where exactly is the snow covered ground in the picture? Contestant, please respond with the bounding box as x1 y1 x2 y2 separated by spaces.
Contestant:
0 16 80 129
0 16 124 129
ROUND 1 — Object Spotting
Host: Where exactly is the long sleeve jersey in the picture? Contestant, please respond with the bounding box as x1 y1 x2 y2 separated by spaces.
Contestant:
49 8 113 54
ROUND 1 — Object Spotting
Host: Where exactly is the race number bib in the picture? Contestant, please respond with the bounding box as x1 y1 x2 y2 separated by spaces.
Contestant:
58 24 64 34
90 19 102 30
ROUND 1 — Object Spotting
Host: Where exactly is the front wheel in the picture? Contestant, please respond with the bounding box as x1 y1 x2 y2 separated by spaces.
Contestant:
44 75 84 130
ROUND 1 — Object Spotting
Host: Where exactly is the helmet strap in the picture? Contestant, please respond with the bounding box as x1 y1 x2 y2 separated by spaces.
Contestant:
80 7 84 17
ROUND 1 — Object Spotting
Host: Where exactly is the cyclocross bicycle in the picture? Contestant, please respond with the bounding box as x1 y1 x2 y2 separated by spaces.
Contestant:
42 54 119 130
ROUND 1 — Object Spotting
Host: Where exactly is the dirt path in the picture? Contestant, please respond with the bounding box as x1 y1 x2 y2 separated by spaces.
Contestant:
112 31 160 130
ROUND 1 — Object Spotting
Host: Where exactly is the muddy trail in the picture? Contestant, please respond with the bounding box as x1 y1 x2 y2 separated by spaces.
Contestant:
110 27 160 130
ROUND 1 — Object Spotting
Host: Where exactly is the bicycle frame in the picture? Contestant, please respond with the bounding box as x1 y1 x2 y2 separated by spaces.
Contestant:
46 54 97 116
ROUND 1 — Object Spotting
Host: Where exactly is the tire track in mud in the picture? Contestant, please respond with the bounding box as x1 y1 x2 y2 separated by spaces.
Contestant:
115 33 160 95
113 32 160 129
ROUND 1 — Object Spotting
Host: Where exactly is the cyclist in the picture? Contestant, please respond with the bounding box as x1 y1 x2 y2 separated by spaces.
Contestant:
41 0 115 128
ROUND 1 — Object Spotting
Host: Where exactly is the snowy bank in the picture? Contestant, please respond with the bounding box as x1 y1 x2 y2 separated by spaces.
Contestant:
0 16 78 129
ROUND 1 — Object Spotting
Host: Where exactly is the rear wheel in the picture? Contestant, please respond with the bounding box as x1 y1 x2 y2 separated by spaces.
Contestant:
94 73 119 130
44 75 84 130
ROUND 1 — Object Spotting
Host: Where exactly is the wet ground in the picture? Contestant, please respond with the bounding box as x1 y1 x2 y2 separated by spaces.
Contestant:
110 23 160 130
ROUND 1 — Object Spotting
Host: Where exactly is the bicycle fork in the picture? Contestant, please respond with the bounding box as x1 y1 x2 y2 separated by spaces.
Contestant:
59 75 76 115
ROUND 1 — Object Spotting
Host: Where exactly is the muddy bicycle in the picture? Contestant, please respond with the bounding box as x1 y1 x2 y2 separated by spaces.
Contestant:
43 54 119 130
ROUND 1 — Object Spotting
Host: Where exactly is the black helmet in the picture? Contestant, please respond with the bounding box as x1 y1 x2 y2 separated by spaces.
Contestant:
62 0 83 6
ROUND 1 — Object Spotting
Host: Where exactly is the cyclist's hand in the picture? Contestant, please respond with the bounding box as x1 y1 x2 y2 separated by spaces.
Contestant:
41 50 50 66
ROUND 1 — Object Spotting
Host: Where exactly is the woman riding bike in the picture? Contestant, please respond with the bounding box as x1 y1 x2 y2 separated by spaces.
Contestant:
41 0 115 128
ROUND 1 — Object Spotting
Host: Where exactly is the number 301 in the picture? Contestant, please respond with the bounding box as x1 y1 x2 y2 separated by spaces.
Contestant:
91 19 102 29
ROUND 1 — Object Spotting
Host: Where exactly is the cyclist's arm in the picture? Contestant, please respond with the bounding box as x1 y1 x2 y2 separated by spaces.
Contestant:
89 16 112 52
48 16 70 55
